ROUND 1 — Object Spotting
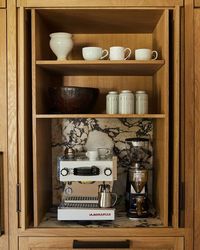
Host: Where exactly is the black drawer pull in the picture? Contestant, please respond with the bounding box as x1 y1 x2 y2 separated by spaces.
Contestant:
73 240 130 249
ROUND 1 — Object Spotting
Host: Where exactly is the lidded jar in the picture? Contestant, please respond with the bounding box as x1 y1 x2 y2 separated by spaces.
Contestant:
119 90 134 114
106 91 118 114
49 32 73 60
135 90 148 114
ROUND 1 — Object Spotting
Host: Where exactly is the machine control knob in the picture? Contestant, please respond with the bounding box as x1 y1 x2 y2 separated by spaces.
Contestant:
104 168 112 176
61 168 69 176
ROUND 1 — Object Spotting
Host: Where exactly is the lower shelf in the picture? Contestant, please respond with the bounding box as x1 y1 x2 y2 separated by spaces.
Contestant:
38 207 163 228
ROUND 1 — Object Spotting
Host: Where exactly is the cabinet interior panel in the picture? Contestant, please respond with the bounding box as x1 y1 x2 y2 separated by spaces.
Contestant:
153 119 168 226
34 119 52 226
63 75 153 114
152 9 169 115
35 67 62 114
36 9 164 34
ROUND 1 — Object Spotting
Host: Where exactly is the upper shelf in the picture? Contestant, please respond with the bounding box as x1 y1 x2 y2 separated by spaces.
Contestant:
36 60 165 76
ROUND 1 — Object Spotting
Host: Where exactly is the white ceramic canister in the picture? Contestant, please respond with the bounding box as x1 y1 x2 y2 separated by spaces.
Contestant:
49 32 73 60
135 90 148 114
119 90 134 114
106 91 118 114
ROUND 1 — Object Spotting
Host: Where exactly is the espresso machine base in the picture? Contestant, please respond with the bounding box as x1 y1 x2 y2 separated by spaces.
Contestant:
58 208 115 220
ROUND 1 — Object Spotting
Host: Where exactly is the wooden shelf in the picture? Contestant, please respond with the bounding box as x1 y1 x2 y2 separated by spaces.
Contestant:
35 114 166 119
36 60 165 76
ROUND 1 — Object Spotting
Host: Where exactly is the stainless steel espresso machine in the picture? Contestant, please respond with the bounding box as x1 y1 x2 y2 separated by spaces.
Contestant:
125 137 152 218
57 152 117 221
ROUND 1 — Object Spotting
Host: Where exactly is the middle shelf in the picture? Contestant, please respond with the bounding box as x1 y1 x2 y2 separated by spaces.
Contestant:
36 60 165 76
35 114 166 119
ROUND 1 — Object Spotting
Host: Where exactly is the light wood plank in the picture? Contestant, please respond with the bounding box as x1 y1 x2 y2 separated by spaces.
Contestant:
152 9 169 226
194 8 200 250
17 0 183 7
36 60 165 76
171 6 180 228
7 0 19 249
18 227 186 237
0 10 8 250
18 6 33 231
19 236 184 250
184 0 194 249
35 114 166 119
0 9 6 152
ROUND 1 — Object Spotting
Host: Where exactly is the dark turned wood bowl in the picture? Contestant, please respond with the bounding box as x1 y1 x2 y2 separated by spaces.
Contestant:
48 86 100 114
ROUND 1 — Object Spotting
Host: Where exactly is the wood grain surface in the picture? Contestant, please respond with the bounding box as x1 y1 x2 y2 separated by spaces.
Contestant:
7 0 19 250
194 8 200 250
0 9 8 250
0 0 6 8
17 0 183 7
19 236 184 250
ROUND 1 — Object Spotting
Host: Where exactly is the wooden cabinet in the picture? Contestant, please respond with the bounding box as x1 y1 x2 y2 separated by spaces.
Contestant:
1 0 187 249
19 237 184 250
17 5 180 230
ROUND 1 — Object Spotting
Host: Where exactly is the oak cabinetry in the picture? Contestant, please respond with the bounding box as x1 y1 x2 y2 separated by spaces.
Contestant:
17 6 180 229
19 237 184 250
4 0 188 249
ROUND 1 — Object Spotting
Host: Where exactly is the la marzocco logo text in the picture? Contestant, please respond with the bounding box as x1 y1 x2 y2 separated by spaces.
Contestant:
89 213 111 216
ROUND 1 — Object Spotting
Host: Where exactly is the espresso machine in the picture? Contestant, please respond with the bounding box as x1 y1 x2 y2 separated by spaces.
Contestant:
125 137 151 218
57 152 117 221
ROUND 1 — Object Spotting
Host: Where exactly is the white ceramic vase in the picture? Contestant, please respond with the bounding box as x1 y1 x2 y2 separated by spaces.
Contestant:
49 32 73 60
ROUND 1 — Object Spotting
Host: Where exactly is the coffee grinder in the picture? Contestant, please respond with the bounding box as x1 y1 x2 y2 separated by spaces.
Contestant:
125 137 151 218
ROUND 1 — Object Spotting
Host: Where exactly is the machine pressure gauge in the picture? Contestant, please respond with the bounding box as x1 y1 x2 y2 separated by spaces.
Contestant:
104 168 112 176
61 168 69 176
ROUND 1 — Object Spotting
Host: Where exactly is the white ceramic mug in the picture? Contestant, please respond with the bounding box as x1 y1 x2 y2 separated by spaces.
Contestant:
97 148 112 159
135 48 158 60
82 47 109 60
86 150 99 161
109 46 131 60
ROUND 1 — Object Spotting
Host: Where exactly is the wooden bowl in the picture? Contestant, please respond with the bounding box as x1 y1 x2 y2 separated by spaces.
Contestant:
48 86 99 114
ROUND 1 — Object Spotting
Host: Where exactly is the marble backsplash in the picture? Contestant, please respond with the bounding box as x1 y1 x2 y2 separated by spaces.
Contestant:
52 118 153 205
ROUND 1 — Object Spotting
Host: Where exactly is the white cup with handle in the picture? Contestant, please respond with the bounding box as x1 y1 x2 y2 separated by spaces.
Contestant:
135 48 158 60
82 47 109 60
86 150 99 161
109 46 131 60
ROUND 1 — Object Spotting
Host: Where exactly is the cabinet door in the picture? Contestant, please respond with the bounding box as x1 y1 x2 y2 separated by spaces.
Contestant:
0 8 8 250
19 237 184 250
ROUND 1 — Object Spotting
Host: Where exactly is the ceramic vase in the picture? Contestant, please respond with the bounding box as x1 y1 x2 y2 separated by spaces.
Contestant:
49 32 73 60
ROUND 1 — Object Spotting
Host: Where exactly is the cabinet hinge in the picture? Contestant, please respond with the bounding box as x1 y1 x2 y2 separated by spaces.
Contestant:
16 184 21 213
180 182 185 210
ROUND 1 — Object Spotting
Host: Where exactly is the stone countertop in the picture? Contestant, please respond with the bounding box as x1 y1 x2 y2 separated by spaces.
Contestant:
39 207 163 228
